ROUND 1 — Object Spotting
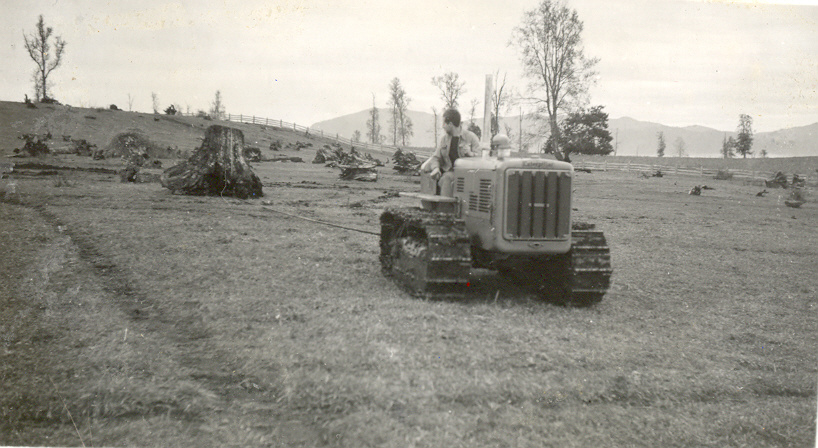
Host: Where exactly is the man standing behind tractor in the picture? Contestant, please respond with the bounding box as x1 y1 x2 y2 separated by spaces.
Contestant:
421 108 482 196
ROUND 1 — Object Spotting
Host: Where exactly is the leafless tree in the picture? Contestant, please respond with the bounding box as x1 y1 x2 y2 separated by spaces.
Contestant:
23 15 66 102
431 107 439 145
387 78 413 146
431 72 466 110
674 137 687 157
366 94 382 144
151 92 159 114
210 91 225 120
511 0 598 161
491 70 517 141
127 93 134 112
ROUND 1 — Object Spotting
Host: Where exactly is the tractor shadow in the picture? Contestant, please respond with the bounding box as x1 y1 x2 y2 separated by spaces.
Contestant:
453 269 568 307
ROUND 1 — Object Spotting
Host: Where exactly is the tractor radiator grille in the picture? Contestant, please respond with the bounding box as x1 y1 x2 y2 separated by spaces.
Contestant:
455 177 465 193
468 179 492 213
505 170 571 239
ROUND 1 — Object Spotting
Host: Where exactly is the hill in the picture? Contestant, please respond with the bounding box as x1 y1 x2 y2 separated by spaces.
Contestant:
312 109 817 158
0 101 364 160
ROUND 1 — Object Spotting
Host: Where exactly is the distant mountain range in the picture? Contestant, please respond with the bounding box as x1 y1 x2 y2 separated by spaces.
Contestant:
311 109 817 158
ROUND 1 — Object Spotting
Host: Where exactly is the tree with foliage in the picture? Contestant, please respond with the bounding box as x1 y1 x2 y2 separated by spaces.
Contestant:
735 114 753 158
431 72 466 109
164 105 177 115
366 94 382 144
351 130 361 143
545 105 612 158
512 0 598 162
387 78 413 146
656 131 666 157
721 134 736 158
210 91 225 120
24 15 66 102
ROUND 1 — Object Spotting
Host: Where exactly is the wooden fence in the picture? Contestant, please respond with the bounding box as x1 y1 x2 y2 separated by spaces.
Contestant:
178 112 400 157
177 112 813 186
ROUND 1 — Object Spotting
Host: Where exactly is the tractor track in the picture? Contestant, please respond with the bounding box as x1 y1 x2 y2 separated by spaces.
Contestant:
24 201 288 410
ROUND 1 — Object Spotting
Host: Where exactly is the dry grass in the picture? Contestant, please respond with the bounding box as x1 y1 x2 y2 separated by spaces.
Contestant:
1 116 816 446
573 153 818 177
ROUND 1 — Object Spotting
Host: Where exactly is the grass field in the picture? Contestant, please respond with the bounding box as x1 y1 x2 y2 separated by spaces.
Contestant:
1 103 816 446
1 138 816 447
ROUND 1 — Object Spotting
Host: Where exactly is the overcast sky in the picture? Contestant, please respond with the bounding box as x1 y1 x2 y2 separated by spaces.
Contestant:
1 0 816 133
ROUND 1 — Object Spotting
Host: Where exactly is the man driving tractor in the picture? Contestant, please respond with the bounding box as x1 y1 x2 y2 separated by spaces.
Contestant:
420 108 482 196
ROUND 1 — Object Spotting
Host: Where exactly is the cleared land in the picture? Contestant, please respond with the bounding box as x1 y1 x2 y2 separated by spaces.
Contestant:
1 103 816 447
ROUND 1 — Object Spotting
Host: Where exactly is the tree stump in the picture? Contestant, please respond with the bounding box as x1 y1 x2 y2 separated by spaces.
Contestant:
161 125 263 199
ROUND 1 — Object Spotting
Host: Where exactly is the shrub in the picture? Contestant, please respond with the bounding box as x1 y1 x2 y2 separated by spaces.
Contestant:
105 131 165 159
715 169 733 180
16 134 50 157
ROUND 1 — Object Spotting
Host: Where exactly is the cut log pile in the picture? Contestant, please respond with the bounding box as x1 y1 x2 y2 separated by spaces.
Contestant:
312 143 385 167
13 134 51 157
161 125 263 199
312 143 385 182
766 171 789 189
391 148 422 175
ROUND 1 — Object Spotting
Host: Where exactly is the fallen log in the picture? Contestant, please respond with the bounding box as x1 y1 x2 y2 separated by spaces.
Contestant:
161 125 263 199
338 164 378 181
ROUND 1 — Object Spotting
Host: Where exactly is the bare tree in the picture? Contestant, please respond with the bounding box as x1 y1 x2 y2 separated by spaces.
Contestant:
387 78 413 146
23 15 66 102
503 122 515 144
511 0 598 161
151 92 159 114
127 93 134 112
721 134 736 158
468 98 480 125
431 72 466 110
431 107 439 145
366 94 382 144
210 91 225 120
674 137 687 157
491 70 516 140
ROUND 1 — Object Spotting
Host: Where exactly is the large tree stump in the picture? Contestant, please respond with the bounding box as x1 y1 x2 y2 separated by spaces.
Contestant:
161 125 263 199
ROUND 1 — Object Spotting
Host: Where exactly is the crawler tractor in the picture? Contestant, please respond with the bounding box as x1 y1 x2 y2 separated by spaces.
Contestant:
379 147 612 306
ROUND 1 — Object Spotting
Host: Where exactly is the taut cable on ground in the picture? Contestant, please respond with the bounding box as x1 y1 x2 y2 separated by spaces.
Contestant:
258 205 380 236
